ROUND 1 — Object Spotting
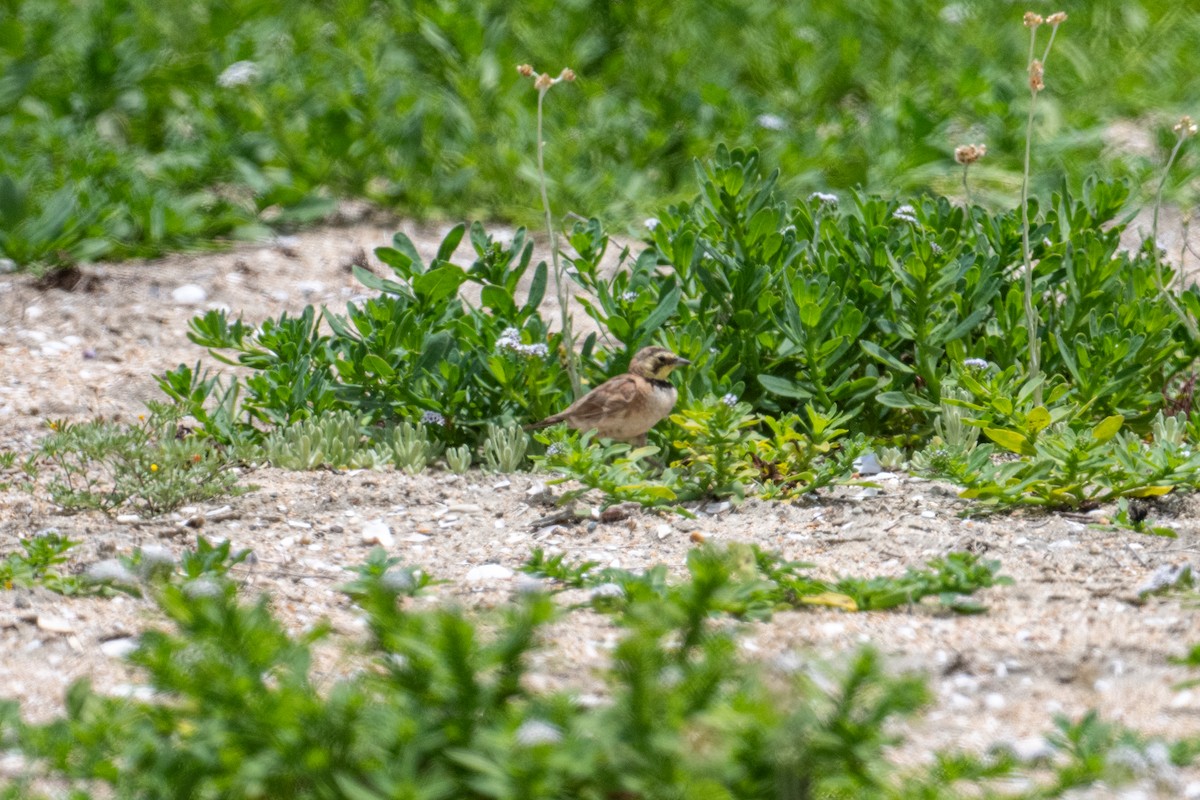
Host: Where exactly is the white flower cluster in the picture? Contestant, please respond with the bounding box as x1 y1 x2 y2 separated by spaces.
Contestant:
620 291 639 303
721 393 739 407
809 191 838 206
497 327 549 358
963 358 990 370
892 204 918 224
514 719 564 746
217 60 260 88
421 410 446 427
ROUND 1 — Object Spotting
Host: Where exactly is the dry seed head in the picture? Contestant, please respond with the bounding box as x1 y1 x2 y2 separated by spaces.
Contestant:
1046 11 1067 25
517 63 534 78
954 143 987 165
534 72 553 91
1173 115 1198 138
559 68 576 82
1029 59 1044 92
1023 11 1043 27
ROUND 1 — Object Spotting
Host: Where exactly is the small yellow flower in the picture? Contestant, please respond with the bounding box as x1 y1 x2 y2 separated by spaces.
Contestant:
534 72 553 91
559 68 576 82
1173 115 1198 138
1023 11 1043 27
150 464 159 472
1046 11 1067 25
516 64 533 78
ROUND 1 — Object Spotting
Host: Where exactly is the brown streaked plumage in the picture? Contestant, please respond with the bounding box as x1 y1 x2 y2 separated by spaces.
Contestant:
527 346 690 446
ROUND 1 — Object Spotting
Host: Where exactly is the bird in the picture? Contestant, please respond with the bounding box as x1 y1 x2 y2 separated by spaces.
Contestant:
526 346 690 446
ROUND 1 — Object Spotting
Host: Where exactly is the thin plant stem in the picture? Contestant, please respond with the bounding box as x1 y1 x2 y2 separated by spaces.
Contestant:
535 86 582 397
1019 26 1040 399
1150 131 1199 339
1018 18 1065 405
961 164 972 207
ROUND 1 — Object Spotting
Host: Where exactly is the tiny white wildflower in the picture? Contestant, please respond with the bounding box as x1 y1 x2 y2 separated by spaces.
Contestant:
930 242 944 255
546 442 565 457
756 113 786 131
809 191 838 205
963 358 990 370
893 204 918 224
421 410 446 427
644 217 660 231
514 719 564 746
621 291 639 303
217 60 260 88
721 393 738 407
522 342 549 358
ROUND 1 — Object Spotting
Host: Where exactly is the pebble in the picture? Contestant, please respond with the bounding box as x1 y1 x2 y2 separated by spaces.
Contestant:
361 520 394 547
656 524 672 540
171 284 208 305
0 258 15 274
703 501 733 515
115 514 142 524
99 638 139 659
465 564 514 582
854 452 883 475
448 503 481 513
36 615 75 634
1007 736 1056 763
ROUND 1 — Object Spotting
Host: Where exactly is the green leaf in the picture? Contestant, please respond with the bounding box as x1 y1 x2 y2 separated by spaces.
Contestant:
635 284 681 341
373 246 413 276
876 391 940 412
361 354 395 378
1092 414 1124 442
391 231 424 273
1025 406 1051 433
984 427 1034 456
480 285 516 316
860 341 914 374
522 261 548 313
413 265 468 304
758 374 811 400
436 222 466 262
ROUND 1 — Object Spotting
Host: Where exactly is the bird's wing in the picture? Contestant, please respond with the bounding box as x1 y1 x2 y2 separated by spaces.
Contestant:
557 374 645 427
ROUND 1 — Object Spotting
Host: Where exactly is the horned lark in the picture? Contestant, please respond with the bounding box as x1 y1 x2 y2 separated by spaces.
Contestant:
527 346 690 446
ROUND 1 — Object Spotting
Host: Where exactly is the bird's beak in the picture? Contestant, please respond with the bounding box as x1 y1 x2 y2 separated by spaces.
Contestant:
672 356 691 366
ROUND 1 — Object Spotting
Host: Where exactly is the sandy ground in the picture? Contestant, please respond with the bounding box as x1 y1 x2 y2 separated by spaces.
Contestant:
2 216 1200 797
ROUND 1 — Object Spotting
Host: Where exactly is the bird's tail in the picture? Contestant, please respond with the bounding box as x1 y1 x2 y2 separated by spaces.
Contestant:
523 414 564 432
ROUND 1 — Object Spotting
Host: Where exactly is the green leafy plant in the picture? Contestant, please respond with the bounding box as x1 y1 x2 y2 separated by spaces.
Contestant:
532 427 677 508
0 533 85 595
524 543 1010 617
33 405 244 516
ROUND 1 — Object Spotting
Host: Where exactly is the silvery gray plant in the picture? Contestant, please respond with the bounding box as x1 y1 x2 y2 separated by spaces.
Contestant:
445 444 473 474
264 411 388 470
381 420 443 474
482 422 528 473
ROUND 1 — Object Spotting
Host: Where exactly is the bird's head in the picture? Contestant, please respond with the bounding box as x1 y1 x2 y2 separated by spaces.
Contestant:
629 346 690 380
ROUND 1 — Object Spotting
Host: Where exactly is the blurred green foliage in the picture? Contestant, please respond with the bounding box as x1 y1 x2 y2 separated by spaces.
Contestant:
1 0 1198 266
